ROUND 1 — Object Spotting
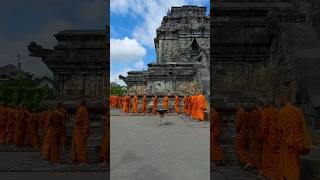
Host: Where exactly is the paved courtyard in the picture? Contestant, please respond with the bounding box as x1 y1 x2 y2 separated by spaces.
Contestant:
0 151 109 180
110 110 210 180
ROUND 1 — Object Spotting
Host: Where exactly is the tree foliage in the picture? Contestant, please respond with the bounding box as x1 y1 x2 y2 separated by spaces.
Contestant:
0 74 55 111
110 83 126 96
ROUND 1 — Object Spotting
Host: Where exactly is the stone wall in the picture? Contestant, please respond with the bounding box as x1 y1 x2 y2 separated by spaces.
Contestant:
287 0 320 34
211 3 285 100
28 30 108 100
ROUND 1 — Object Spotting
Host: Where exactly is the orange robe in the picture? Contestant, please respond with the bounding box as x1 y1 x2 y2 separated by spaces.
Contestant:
211 108 224 161
174 96 180 114
191 96 197 119
183 96 188 114
100 114 110 162
141 95 147 113
41 110 54 159
132 95 138 113
278 103 303 180
248 108 263 169
187 96 192 115
13 108 29 147
163 96 169 110
71 105 90 163
124 96 130 113
118 97 121 108
48 109 66 163
261 106 281 179
5 108 16 144
235 108 252 165
26 113 40 148
0 106 8 144
197 94 207 122
152 96 158 114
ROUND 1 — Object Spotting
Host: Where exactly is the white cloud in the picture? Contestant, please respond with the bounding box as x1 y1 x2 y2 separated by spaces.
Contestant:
110 0 208 47
110 67 133 86
110 37 146 63
110 37 148 85
133 59 145 69
110 0 130 14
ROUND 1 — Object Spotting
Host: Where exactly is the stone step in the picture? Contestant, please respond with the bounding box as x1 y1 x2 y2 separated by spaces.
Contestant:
87 138 103 146
66 121 104 128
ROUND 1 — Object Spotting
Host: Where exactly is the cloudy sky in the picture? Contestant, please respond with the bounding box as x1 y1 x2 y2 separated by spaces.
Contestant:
110 0 210 85
0 0 108 78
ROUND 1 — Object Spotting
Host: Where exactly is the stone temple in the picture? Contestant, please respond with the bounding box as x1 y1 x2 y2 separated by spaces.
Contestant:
28 30 108 100
211 0 320 128
120 6 210 97
28 27 109 154
211 1 320 177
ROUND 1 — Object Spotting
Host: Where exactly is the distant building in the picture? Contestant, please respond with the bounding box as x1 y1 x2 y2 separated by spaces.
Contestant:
0 64 26 81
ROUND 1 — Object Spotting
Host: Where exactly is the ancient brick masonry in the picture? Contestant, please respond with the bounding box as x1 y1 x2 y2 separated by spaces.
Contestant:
120 6 210 97
28 30 108 100
28 28 109 154
211 1 320 129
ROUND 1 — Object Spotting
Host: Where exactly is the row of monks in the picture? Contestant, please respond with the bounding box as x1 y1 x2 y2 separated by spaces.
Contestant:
0 101 109 165
211 98 312 180
110 93 208 122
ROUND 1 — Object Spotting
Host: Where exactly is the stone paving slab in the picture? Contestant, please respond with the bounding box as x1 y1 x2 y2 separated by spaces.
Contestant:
0 145 39 152
179 115 210 128
110 114 209 180
0 173 109 180
211 164 259 180
0 151 109 172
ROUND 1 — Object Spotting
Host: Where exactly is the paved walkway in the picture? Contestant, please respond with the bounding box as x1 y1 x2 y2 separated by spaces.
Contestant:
110 110 210 180
0 151 109 180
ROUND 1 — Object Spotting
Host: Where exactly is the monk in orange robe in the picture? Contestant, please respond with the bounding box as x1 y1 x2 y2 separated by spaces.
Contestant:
124 96 130 113
141 95 147 114
197 93 207 122
41 108 55 159
26 112 40 148
278 98 303 180
132 95 138 113
118 96 122 108
191 95 196 119
261 102 281 180
186 96 191 116
235 104 253 168
13 104 30 147
248 104 263 170
119 96 123 111
100 113 110 164
152 95 158 114
0 104 9 144
47 104 67 164
5 105 17 144
71 100 90 165
183 96 188 114
122 96 126 112
163 96 169 110
211 107 225 165
174 96 180 114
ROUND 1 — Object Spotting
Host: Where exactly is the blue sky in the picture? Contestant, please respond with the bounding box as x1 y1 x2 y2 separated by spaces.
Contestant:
110 0 210 85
